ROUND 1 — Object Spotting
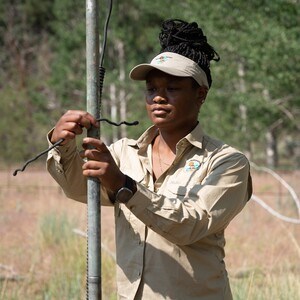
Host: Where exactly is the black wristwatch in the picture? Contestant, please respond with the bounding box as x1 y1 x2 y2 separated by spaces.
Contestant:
115 175 137 204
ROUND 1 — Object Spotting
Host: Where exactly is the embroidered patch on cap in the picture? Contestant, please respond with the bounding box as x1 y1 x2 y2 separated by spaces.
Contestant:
155 55 172 64
185 159 201 171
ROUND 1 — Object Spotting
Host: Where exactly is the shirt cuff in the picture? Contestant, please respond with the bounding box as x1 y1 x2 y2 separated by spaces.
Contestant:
46 128 78 163
124 182 156 224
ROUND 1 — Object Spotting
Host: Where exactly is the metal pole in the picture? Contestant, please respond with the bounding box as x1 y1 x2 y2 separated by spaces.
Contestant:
86 0 101 299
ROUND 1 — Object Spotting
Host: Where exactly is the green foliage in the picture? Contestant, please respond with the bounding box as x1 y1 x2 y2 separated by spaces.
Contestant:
38 212 86 299
49 0 86 109
230 269 300 300
37 212 117 299
0 0 299 166
39 212 75 246
0 86 50 162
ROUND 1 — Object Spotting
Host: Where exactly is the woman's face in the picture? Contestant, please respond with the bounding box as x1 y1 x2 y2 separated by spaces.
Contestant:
145 69 207 132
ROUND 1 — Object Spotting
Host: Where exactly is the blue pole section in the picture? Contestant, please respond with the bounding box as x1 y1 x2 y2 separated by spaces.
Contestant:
86 0 101 299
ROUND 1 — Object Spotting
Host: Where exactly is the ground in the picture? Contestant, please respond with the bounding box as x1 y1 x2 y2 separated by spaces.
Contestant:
0 165 299 298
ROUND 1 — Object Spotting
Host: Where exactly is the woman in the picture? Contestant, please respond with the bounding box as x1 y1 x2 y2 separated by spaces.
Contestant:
47 19 252 300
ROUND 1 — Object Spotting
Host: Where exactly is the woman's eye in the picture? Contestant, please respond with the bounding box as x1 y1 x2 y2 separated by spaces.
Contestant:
167 87 179 91
145 87 155 94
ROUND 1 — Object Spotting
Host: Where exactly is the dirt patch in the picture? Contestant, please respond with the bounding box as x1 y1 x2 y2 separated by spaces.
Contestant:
0 169 115 279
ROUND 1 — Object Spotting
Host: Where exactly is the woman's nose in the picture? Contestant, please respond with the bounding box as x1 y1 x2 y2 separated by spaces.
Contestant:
153 93 167 104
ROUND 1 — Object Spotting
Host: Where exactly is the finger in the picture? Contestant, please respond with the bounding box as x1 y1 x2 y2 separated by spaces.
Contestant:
61 110 99 129
60 122 84 135
82 160 107 170
82 169 102 178
82 161 107 177
80 149 105 161
70 110 99 129
82 137 109 152
51 123 84 143
52 110 100 144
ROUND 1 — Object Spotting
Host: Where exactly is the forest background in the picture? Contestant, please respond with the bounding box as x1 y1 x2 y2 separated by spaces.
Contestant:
0 0 299 169
0 1 300 299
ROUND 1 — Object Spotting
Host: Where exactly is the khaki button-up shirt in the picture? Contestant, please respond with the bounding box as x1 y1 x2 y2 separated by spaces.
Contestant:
47 123 252 300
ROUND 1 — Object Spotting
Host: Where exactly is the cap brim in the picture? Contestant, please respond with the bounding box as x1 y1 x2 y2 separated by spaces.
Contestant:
129 64 191 81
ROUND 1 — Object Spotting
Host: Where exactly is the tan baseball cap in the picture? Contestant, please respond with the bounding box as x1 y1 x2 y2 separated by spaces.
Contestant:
129 52 209 89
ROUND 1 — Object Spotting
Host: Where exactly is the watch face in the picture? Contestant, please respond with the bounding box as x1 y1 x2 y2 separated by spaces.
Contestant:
116 187 133 203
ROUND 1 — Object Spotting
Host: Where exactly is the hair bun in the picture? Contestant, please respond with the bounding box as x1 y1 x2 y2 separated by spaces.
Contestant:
159 19 219 63
159 19 207 50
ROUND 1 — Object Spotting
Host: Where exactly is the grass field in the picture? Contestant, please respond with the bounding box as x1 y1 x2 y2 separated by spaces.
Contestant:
0 166 299 299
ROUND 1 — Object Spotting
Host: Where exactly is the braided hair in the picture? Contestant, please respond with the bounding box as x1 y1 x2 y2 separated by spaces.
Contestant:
159 19 220 87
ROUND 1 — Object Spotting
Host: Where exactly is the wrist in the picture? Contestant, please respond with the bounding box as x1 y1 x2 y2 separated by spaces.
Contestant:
114 175 137 204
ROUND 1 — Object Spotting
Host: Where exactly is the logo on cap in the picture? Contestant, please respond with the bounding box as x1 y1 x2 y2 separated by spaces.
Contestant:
155 55 172 64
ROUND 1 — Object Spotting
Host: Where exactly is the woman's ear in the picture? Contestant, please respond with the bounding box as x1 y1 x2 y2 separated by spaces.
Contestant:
197 86 208 105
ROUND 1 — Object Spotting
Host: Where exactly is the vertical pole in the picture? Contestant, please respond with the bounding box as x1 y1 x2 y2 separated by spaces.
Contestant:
86 0 101 299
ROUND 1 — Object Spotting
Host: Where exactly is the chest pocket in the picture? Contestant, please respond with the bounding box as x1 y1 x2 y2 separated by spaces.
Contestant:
165 162 207 199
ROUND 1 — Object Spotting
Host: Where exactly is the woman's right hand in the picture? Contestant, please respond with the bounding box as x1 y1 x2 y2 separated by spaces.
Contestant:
50 110 99 145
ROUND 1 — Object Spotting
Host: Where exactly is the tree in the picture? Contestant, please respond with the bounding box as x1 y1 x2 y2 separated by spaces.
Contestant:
0 0 299 168
182 0 300 167
0 1 55 162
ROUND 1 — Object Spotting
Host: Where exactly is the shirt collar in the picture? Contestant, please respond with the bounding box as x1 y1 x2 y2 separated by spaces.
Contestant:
129 123 205 150
184 122 205 149
136 126 159 149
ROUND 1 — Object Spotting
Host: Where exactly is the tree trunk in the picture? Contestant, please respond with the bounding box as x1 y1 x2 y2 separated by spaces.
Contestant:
109 83 118 142
115 39 127 138
265 128 278 168
237 61 252 159
263 88 282 168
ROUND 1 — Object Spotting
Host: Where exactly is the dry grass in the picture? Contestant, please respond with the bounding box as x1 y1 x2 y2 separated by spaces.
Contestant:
0 166 299 299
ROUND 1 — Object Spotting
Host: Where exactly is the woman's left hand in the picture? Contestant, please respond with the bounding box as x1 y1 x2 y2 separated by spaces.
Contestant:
80 137 125 193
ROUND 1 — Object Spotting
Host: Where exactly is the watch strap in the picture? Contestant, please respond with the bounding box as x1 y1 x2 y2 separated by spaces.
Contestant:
124 175 136 193
114 175 137 204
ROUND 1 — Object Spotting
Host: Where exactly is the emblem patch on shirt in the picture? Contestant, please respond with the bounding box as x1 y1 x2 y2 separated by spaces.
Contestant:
185 159 201 171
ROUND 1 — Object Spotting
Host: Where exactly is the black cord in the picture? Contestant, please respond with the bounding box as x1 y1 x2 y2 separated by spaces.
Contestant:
100 0 113 67
12 139 64 176
97 118 139 126
13 118 138 176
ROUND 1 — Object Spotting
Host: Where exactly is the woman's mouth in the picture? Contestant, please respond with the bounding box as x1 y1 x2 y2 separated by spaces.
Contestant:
151 105 170 114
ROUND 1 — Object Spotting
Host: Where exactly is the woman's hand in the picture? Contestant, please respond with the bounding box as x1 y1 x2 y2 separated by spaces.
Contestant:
51 110 99 145
80 137 126 193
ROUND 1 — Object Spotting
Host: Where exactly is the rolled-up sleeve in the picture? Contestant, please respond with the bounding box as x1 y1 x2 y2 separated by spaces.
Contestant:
46 130 112 205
